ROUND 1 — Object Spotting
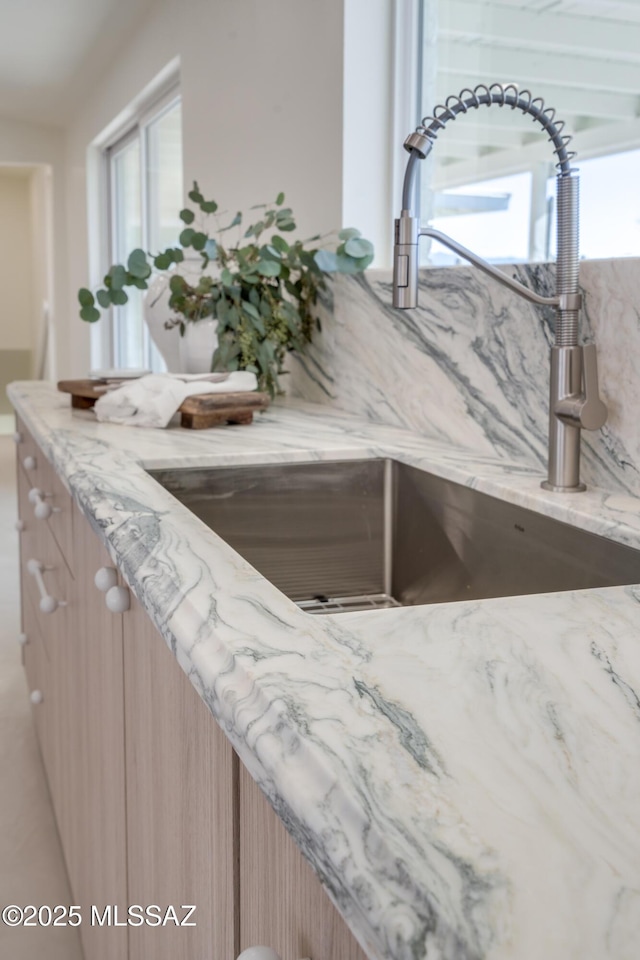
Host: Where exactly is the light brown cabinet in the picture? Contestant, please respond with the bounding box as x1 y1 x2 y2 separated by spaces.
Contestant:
65 501 128 960
123 591 236 960
239 762 367 960
15 417 370 960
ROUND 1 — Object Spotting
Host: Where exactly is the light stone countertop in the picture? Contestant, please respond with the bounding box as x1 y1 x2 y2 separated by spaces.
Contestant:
8 380 640 960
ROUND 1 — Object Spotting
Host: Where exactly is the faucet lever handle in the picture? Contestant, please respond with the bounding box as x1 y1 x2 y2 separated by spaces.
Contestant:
579 343 607 431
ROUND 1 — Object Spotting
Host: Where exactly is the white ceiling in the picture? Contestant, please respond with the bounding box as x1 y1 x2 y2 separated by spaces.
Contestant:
0 0 154 126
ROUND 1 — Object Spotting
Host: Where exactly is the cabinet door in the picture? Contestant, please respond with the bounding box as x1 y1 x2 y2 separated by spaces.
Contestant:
123 592 237 960
239 762 368 960
64 503 128 960
17 453 72 818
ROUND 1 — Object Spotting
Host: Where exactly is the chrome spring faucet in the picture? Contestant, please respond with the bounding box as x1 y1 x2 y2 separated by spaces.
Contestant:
393 83 607 493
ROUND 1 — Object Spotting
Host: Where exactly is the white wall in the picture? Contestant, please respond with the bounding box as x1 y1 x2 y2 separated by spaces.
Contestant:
0 117 65 380
64 0 347 378
0 172 34 351
343 0 394 268
29 166 54 378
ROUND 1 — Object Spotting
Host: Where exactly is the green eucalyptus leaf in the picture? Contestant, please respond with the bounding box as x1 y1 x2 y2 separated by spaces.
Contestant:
242 301 261 321
204 238 218 259
180 208 195 224
179 227 195 246
110 289 129 305
131 277 149 290
172 247 184 263
96 289 111 308
127 249 151 279
221 212 242 231
78 288 94 307
276 191 285 205
278 220 296 232
344 237 374 259
191 231 207 251
188 182 204 203
243 307 265 335
80 305 101 323
221 268 234 286
169 274 186 293
338 227 361 242
314 249 338 272
257 259 281 277
154 253 171 270
335 252 370 274
200 200 218 214
271 235 289 254
109 265 127 290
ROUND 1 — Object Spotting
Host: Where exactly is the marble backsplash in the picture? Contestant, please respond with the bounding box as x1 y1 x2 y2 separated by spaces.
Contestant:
289 258 640 496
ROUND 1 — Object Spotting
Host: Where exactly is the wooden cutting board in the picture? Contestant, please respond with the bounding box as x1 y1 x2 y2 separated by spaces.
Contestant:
57 379 270 428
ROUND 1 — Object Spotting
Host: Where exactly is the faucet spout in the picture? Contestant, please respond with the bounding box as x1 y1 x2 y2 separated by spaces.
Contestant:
392 82 607 493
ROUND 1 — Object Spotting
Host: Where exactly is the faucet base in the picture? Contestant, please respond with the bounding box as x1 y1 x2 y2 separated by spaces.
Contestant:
540 480 587 493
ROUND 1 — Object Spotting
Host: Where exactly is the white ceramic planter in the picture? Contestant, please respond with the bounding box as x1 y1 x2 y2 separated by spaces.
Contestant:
143 260 218 373
178 319 219 374
143 272 183 372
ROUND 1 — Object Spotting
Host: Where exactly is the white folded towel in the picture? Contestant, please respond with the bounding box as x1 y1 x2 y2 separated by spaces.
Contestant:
94 371 258 428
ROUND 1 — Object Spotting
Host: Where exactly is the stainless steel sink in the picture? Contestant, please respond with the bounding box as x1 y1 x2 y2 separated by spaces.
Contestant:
148 459 640 614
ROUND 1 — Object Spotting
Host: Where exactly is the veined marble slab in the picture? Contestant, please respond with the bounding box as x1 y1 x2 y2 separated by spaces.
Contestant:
8 381 640 960
290 258 640 496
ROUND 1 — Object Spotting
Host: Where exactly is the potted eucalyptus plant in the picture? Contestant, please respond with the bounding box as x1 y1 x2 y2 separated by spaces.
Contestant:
78 183 374 396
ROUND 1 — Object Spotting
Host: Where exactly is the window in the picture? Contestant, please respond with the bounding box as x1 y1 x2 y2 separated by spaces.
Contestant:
106 91 183 370
428 171 533 265
414 0 640 265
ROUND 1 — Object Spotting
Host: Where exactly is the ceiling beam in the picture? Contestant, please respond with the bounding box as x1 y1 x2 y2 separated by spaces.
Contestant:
430 73 640 122
437 0 640 62
486 0 640 25
431 116 640 190
437 41 640 97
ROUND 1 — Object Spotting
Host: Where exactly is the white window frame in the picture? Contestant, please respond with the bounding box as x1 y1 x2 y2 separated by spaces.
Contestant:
87 61 181 371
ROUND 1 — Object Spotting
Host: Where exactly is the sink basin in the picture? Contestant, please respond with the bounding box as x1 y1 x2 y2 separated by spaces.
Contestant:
149 459 640 614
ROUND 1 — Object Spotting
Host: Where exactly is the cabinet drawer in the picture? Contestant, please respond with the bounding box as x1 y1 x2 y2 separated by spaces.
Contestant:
37 453 75 575
17 459 45 577
21 589 48 701
15 416 48 491
15 424 75 579
20 513 72 662
22 591 53 774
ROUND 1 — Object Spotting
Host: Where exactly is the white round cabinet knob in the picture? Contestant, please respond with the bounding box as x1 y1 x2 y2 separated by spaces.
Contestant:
28 487 41 505
94 567 118 592
105 585 130 613
30 690 43 705
18 633 28 646
34 500 53 520
23 455 37 471
15 519 25 532
13 431 22 445
236 950 283 960
40 595 59 614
